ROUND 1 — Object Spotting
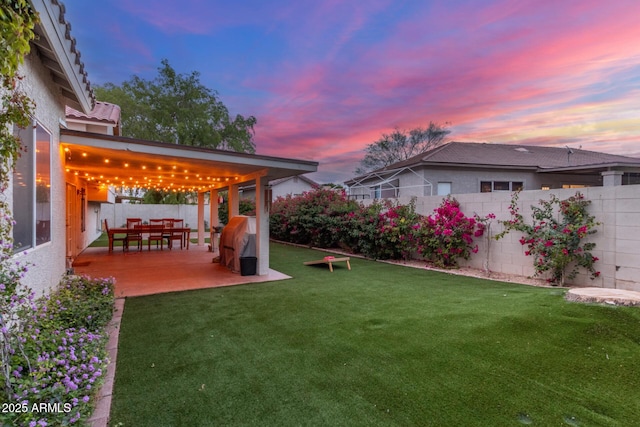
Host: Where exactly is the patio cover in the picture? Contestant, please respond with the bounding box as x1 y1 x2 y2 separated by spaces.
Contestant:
60 129 318 275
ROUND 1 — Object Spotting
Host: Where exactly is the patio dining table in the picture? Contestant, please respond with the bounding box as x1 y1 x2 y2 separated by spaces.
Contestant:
107 225 191 252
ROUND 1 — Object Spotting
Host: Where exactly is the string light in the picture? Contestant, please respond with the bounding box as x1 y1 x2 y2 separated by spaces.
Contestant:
62 145 242 192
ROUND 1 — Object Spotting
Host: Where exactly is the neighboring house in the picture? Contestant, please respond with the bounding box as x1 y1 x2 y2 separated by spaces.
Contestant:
65 101 121 136
346 142 640 199
239 175 318 201
10 1 317 295
65 102 120 240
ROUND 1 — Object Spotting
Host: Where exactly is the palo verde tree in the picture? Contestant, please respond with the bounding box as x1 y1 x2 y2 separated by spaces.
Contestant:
96 59 257 153
355 122 451 175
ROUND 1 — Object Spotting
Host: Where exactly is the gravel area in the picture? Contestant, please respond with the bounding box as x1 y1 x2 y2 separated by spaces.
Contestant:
379 258 553 287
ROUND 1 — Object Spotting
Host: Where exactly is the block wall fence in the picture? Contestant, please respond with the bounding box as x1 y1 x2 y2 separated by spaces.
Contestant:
100 204 212 231
381 185 640 292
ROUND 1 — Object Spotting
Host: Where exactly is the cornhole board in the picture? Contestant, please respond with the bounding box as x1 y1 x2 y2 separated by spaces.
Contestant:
303 256 351 272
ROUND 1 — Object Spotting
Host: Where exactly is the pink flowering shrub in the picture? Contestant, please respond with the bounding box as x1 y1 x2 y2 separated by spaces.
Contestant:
496 191 600 285
415 197 493 268
270 190 491 266
270 187 359 247
343 199 422 260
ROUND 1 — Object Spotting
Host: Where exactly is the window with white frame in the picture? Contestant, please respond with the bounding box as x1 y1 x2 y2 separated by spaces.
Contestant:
437 182 452 195
12 121 51 252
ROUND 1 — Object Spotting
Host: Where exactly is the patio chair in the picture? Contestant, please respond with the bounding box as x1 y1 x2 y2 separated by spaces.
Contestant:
126 218 143 252
166 218 185 250
160 218 180 250
104 219 127 252
148 224 166 250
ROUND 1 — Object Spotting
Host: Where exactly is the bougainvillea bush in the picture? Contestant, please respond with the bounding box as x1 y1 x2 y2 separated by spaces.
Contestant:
344 199 422 260
415 197 493 268
496 191 599 285
270 189 491 267
0 276 115 426
270 187 359 248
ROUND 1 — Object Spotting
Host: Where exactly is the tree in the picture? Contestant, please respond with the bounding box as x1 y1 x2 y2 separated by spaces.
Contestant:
355 122 451 175
142 189 194 205
1 0 37 187
95 59 257 153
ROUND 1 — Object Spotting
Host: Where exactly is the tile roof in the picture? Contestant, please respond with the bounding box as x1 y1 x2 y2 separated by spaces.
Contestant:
30 0 95 112
66 101 121 124
378 142 640 172
268 175 318 187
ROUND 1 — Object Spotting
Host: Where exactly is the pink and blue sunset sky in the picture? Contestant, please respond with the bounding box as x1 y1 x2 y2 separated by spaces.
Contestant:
64 0 640 183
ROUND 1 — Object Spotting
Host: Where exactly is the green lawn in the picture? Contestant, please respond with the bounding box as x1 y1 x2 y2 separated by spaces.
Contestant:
109 243 640 426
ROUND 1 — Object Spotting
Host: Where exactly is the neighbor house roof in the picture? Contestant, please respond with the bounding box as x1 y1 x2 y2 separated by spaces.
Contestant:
239 174 318 193
268 175 318 187
346 142 640 184
30 0 95 112
66 101 121 125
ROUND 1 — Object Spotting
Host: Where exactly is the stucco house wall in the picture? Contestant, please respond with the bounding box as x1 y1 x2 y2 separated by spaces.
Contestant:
353 167 607 199
272 176 315 199
11 54 69 295
241 176 317 201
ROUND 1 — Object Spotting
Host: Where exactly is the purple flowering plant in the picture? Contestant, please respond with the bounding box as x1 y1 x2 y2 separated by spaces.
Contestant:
1 209 115 426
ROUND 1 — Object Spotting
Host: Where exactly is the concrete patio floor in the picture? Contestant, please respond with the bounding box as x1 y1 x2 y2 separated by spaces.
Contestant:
72 245 291 298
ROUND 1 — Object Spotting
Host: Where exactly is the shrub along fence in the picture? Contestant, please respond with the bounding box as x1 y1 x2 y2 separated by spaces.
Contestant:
398 185 640 291
271 185 640 291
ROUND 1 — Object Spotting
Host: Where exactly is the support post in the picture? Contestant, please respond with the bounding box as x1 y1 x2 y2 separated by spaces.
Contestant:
255 176 270 275
210 189 219 252
228 184 240 219
197 192 205 246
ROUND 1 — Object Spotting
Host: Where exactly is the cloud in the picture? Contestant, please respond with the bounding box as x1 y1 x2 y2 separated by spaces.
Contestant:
69 0 640 183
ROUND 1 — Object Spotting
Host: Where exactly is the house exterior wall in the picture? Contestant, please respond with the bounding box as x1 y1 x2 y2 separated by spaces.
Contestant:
272 177 315 199
11 55 68 295
380 185 640 292
66 121 114 135
351 166 607 199
241 177 315 201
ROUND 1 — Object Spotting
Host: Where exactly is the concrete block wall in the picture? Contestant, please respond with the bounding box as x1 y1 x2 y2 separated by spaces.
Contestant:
377 185 640 291
100 204 212 230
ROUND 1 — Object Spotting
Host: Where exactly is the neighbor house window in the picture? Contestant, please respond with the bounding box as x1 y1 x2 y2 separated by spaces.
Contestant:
623 173 640 185
493 181 510 191
12 121 51 252
480 180 524 193
437 182 452 196
370 179 399 199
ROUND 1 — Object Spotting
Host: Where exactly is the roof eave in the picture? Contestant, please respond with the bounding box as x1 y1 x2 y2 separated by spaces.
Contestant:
30 0 94 113
60 129 319 172
538 162 640 173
